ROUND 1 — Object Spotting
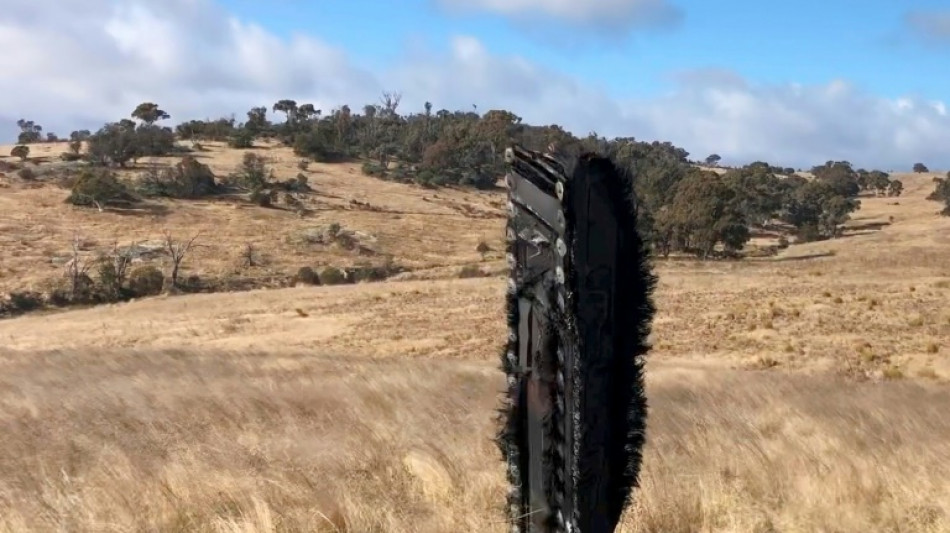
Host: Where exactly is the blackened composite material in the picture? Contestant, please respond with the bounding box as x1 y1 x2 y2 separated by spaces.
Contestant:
498 145 656 533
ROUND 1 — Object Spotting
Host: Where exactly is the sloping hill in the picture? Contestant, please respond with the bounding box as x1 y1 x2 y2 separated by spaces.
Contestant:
0 140 506 294
1 155 946 377
1 143 949 531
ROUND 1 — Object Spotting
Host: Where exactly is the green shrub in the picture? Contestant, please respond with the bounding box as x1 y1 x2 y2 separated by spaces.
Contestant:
67 169 137 209
16 168 36 180
291 173 310 191
361 162 385 177
128 265 164 296
95 260 124 301
235 152 271 190
249 188 277 207
139 156 218 198
319 266 348 285
7 291 44 312
347 260 404 282
10 145 29 161
46 285 72 307
294 266 320 285
390 167 409 182
228 129 254 149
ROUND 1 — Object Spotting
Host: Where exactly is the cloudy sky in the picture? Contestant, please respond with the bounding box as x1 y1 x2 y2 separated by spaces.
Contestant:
1 0 949 170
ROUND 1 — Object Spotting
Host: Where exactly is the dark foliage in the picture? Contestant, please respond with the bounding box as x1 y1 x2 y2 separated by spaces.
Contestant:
139 156 218 198
66 168 138 209
928 177 950 216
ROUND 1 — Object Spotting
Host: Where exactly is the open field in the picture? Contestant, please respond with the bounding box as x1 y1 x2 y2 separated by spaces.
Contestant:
1 142 949 531
1 350 948 532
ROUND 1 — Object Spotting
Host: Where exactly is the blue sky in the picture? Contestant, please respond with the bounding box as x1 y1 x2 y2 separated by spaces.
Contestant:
220 0 950 103
1 0 949 169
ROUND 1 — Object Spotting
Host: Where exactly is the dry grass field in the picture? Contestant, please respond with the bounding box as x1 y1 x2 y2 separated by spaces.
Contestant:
0 141 949 531
0 140 506 294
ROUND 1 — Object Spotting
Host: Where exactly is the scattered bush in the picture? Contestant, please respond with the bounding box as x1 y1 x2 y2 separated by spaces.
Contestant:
290 173 310 191
390 166 410 182
95 260 123 301
60 273 97 305
10 145 29 161
273 174 311 194
128 265 165 296
282 193 303 210
361 162 385 177
16 168 36 180
319 266 348 285
413 170 439 188
228 129 254 149
7 291 44 312
177 118 236 141
929 177 950 216
249 188 277 207
85 120 175 167
46 284 73 307
294 266 320 285
139 156 218 198
2 97 887 264
347 260 404 282
234 152 271 190
67 169 138 209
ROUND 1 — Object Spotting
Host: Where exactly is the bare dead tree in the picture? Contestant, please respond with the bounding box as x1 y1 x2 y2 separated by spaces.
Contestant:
114 241 134 281
380 91 401 117
63 234 92 300
97 240 136 298
162 230 200 289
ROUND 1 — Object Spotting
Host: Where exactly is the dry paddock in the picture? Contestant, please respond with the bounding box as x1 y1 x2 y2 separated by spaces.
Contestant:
0 349 947 532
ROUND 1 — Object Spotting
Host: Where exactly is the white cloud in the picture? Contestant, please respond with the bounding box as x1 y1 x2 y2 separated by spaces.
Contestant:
0 0 380 134
1 0 948 170
622 78 950 169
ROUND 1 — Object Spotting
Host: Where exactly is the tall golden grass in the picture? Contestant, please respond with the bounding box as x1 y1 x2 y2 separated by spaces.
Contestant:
1 349 947 532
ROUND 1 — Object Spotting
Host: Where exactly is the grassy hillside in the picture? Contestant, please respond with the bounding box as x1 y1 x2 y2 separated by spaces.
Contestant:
0 140 506 296
0 141 949 531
